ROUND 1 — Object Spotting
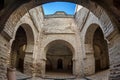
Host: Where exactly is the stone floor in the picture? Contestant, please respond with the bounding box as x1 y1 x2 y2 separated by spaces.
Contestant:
30 77 87 80
16 71 31 80
45 72 74 78
16 69 109 80
86 69 109 80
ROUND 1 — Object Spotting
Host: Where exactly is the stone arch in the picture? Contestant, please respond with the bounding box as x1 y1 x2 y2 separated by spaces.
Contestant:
10 23 34 75
45 39 75 56
84 23 109 75
10 26 27 72
11 23 35 53
0 1 119 80
85 23 105 45
44 39 75 75
93 27 109 72
2 0 117 38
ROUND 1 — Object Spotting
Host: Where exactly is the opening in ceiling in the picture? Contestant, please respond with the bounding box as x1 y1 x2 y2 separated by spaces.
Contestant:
42 2 77 15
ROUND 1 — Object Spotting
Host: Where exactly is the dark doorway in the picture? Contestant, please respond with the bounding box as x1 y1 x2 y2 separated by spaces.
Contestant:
95 59 101 72
57 59 63 70
0 0 4 10
46 58 53 71
17 58 24 72
46 40 73 76
93 27 109 73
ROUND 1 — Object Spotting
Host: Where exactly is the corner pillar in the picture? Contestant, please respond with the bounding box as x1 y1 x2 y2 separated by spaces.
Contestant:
34 58 46 77
24 52 33 76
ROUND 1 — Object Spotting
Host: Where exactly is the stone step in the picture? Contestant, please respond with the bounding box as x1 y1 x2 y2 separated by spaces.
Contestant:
30 77 89 80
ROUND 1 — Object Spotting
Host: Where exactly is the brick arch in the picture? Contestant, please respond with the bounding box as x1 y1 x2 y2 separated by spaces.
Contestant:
44 39 75 57
9 23 35 75
84 23 109 54
84 23 109 75
85 23 105 45
2 0 117 39
84 23 104 59
0 0 118 79
10 26 27 71
10 23 35 53
84 23 108 53
44 39 75 75
76 7 115 39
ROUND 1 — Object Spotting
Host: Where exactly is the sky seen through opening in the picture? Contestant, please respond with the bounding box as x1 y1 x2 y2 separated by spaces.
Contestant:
42 2 76 15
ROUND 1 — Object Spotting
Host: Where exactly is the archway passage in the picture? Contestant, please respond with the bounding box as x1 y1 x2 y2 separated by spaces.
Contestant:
10 24 34 75
11 26 27 73
93 27 109 73
45 40 73 76
85 24 110 76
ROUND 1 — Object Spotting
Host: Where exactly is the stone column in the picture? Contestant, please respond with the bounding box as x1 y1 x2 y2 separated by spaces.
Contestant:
73 56 85 77
73 59 80 76
34 58 46 77
24 53 33 76
84 53 95 75
74 31 85 77
34 62 42 77
84 44 95 76
40 59 46 77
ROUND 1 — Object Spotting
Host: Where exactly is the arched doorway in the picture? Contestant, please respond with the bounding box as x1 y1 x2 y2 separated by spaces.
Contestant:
84 24 109 75
45 40 74 76
11 26 27 72
93 27 109 72
57 59 63 70
10 24 34 75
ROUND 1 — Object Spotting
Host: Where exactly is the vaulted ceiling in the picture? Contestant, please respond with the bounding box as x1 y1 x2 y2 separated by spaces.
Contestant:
0 0 120 32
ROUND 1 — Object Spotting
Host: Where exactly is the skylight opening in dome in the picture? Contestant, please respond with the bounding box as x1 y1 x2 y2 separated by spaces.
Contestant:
42 2 76 15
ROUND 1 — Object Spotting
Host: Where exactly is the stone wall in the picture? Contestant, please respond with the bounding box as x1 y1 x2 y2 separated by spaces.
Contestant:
0 34 9 80
0 2 120 79
75 7 114 37
34 15 85 77
75 8 104 76
108 30 120 80
46 55 72 71
0 4 44 78
75 7 120 79
13 6 44 76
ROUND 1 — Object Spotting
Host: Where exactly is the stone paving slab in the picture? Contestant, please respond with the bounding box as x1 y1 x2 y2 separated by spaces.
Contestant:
16 71 31 80
16 70 109 80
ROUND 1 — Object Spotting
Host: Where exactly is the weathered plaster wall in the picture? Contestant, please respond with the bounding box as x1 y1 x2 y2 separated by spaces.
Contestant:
75 8 107 76
34 16 84 76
